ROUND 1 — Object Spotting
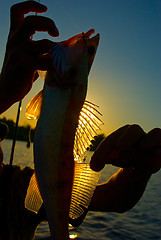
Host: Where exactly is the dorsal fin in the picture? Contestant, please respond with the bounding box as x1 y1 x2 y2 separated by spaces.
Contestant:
74 100 103 162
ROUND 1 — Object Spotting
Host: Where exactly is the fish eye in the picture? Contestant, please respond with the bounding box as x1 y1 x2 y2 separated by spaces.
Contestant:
88 46 95 55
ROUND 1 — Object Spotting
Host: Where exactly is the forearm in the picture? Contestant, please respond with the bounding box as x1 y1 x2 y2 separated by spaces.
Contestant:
89 167 151 213
0 69 17 114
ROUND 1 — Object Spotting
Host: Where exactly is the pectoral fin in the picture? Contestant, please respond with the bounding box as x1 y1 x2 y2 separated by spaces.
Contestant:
26 90 43 120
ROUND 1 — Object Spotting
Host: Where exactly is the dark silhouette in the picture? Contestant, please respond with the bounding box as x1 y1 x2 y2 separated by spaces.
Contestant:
89 134 105 151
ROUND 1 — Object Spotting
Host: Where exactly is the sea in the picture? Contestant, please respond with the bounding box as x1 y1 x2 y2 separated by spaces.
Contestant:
1 139 161 240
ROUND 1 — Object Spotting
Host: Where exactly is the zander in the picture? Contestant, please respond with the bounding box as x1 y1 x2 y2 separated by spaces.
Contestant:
25 29 101 240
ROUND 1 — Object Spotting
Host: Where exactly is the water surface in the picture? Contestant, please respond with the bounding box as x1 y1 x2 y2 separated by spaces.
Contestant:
2 139 161 239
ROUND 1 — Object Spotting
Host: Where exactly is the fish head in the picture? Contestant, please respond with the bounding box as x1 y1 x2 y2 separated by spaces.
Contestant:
45 29 100 88
72 29 100 74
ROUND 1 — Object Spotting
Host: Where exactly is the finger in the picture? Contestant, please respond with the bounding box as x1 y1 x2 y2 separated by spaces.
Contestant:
10 1 47 29
131 147 161 174
30 39 55 56
18 15 59 40
139 128 161 150
114 127 161 170
107 125 145 168
35 55 53 70
151 147 161 172
116 124 146 151
90 125 129 171
135 128 161 173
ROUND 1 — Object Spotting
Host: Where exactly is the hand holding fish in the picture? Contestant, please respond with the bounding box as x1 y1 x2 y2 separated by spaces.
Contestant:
89 124 161 213
0 1 59 114
90 124 161 173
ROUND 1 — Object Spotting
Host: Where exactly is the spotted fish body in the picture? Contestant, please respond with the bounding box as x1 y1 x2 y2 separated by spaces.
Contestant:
26 30 100 239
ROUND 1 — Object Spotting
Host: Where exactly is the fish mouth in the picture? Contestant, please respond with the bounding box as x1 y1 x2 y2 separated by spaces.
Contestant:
61 29 100 48
77 29 100 47
90 32 100 44
83 29 100 41
85 30 100 72
83 29 95 39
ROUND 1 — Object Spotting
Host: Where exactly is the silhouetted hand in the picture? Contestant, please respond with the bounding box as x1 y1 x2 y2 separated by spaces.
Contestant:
89 125 161 213
90 124 161 174
0 1 59 114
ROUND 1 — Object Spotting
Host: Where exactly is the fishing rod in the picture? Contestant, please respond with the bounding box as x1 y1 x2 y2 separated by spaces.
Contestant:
9 0 40 166
9 101 22 165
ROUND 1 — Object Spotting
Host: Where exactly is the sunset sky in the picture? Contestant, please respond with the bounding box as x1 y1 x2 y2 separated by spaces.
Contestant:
0 0 160 136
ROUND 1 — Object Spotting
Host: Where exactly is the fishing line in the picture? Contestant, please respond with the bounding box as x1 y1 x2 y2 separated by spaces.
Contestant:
16 146 33 166
54 1 81 33
9 101 22 165
9 0 40 166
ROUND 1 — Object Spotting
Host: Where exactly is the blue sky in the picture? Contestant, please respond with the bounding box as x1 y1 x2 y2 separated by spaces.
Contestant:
0 0 161 135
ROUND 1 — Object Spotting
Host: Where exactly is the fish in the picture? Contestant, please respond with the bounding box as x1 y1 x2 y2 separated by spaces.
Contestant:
25 29 101 239
25 100 102 227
